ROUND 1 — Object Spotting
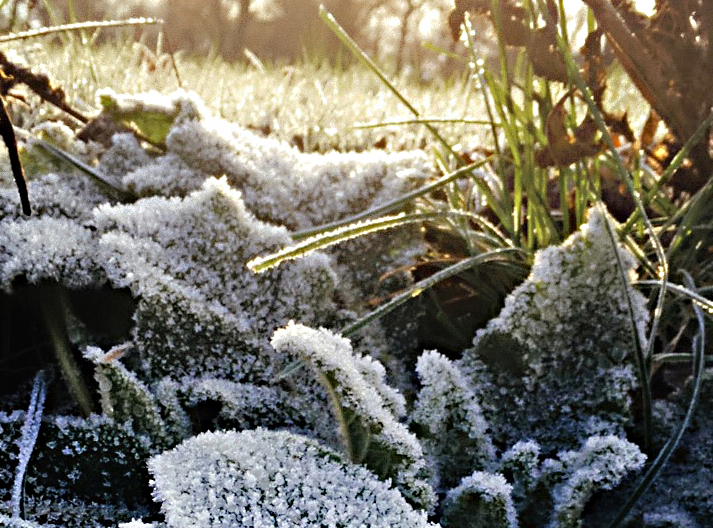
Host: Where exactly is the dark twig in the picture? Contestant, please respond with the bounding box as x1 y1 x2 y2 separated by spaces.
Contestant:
0 91 30 215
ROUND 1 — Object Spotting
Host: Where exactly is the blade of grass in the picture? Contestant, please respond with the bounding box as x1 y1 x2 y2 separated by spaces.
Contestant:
342 247 525 336
636 280 713 318
353 118 497 128
289 158 497 240
597 202 654 453
31 139 132 201
319 6 454 157
621 111 713 236
0 17 163 42
606 270 706 528
248 211 482 274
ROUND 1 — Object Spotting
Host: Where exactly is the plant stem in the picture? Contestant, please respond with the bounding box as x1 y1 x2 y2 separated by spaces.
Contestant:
38 284 94 417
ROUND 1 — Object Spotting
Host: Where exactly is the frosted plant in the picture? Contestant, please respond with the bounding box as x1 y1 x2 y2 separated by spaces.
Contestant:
149 429 439 528
165 113 430 230
97 133 152 180
0 216 103 292
0 171 113 222
547 435 646 528
441 471 518 528
84 345 177 446
271 322 436 511
94 177 339 381
411 350 496 490
459 208 647 450
500 441 542 503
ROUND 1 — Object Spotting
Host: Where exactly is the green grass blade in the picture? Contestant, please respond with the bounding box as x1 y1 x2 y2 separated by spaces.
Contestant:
290 158 495 240
319 6 457 160
622 111 713 235
606 271 706 528
341 248 525 337
248 212 448 274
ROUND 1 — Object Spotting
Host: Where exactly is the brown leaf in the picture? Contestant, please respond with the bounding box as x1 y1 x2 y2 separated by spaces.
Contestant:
536 95 603 167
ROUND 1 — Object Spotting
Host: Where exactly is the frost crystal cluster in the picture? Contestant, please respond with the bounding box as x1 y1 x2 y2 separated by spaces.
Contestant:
149 429 438 528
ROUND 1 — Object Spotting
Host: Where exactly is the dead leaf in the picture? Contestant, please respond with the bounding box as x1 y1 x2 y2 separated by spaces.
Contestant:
536 95 603 167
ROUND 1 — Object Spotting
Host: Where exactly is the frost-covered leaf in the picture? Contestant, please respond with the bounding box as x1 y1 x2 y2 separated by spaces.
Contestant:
441 471 518 528
149 429 439 528
0 216 103 292
411 350 496 491
95 177 338 381
459 208 647 450
84 345 178 446
547 435 646 528
271 322 436 511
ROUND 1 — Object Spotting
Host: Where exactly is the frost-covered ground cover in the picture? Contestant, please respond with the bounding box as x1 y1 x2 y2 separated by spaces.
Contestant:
0 42 711 528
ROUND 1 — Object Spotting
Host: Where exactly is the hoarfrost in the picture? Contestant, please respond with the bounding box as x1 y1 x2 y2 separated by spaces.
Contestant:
411 350 496 490
0 216 103 292
441 471 518 528
271 322 436 512
149 429 439 528
459 208 647 450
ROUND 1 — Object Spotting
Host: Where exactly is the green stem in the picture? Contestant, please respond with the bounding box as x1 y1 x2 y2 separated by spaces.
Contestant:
38 284 94 417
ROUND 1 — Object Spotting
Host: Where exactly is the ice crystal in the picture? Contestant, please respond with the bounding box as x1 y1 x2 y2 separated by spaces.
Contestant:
411 350 496 490
271 322 436 511
441 471 518 528
149 429 439 528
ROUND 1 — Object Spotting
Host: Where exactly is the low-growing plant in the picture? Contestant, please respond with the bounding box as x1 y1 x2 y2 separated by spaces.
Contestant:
0 2 712 527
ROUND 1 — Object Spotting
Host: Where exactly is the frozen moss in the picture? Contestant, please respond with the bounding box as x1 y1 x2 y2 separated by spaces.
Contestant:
149 429 439 528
